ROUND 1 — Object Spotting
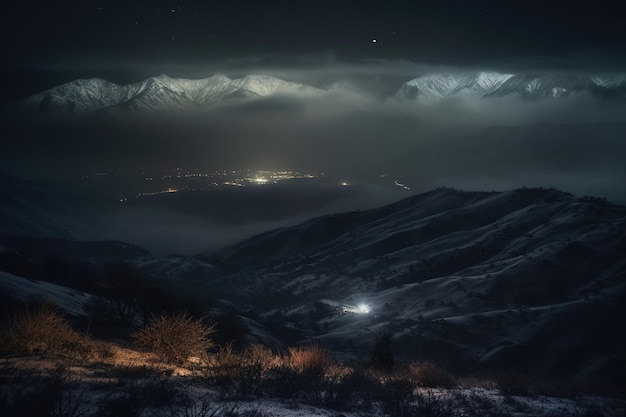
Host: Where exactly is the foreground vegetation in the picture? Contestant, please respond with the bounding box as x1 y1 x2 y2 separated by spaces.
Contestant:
1 300 624 417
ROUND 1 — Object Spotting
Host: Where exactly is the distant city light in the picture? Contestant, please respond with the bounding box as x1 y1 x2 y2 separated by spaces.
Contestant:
92 168 320 200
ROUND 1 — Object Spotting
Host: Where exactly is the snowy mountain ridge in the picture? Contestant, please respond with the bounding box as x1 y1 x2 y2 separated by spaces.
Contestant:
23 74 324 113
396 71 626 99
22 71 626 113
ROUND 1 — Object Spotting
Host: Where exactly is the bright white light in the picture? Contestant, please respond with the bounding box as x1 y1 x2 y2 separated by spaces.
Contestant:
357 304 371 314
253 177 268 184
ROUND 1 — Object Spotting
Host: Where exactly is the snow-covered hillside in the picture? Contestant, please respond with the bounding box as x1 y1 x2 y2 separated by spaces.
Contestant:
213 188 626 378
0 271 91 316
1 186 624 380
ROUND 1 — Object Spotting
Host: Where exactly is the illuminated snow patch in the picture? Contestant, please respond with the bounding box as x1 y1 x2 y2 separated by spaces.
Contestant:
357 303 371 314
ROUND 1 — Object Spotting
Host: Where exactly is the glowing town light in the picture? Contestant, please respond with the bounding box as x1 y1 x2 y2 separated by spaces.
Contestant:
253 177 268 184
357 304 371 314
341 182 349 186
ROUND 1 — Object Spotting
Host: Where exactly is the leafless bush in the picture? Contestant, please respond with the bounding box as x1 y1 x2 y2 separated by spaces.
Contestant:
132 313 215 364
311 365 361 410
409 361 456 388
264 347 356 409
284 344 332 404
208 344 274 398
264 360 301 399
379 373 417 417
0 303 91 357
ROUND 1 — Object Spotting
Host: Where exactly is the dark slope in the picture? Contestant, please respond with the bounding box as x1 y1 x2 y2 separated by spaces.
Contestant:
213 188 626 379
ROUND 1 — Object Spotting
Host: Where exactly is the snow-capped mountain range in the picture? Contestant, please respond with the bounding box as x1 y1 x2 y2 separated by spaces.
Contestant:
22 71 626 113
396 72 626 100
23 74 323 113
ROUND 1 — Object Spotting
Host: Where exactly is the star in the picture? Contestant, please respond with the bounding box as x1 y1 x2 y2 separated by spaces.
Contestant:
372 39 377 43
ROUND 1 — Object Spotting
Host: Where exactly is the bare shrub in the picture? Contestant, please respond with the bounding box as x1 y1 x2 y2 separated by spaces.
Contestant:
286 344 332 404
245 344 276 370
264 346 356 408
132 313 215 364
209 344 274 398
1 303 91 357
378 376 457 417
312 365 361 410
342 365 382 406
264 360 301 399
265 345 346 404
379 373 417 417
409 361 456 388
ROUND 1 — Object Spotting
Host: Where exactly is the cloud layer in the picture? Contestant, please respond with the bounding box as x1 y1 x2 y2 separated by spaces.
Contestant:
3 62 626 254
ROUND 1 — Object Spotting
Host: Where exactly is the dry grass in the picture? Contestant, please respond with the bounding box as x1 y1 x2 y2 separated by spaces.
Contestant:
208 344 275 397
286 344 331 376
207 344 338 401
409 361 456 388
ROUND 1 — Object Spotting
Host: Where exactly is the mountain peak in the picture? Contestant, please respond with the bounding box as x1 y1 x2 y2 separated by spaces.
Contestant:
396 71 626 100
23 73 320 113
153 74 173 81
21 70 626 114
209 73 231 83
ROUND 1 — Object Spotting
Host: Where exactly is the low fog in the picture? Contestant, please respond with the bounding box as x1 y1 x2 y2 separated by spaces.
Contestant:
3 63 626 254
88 183 408 255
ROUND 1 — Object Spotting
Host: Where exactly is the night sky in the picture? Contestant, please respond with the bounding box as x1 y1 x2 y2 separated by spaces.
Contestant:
2 0 625 100
4 0 626 66
2 0 626 250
